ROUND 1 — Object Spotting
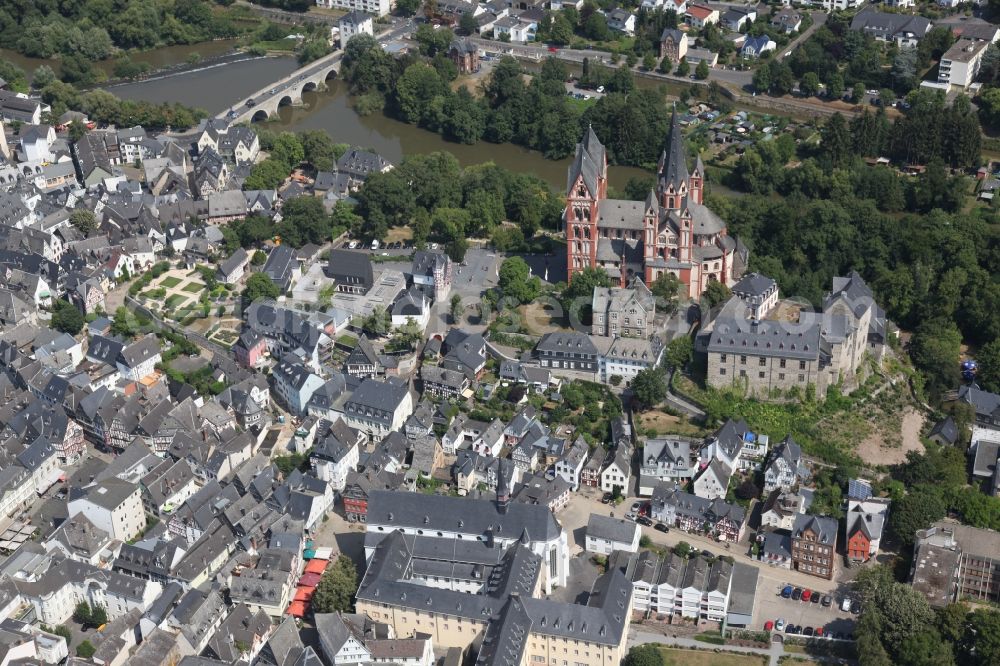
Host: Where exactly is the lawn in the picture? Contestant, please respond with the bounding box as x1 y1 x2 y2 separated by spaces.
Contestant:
160 276 182 288
182 282 206 293
659 647 767 666
164 295 188 310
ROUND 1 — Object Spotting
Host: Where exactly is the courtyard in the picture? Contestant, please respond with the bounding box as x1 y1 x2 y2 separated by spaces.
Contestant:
134 267 242 348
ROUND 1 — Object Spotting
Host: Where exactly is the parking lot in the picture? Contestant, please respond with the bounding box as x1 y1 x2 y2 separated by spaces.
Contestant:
756 583 857 639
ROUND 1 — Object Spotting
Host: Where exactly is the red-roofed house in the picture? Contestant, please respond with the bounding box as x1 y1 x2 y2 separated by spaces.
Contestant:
686 4 718 28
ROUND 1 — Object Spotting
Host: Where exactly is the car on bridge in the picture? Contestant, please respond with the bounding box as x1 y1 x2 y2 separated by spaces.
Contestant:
245 99 256 107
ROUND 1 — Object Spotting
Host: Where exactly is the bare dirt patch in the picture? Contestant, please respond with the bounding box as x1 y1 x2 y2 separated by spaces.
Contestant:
636 409 705 438
519 301 569 335
857 406 925 467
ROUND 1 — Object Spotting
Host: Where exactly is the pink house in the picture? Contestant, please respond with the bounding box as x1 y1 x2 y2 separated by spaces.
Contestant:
234 329 267 369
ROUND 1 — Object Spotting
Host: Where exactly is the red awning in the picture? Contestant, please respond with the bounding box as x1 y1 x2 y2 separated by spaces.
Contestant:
298 572 322 587
294 587 315 602
304 559 329 575
286 600 308 617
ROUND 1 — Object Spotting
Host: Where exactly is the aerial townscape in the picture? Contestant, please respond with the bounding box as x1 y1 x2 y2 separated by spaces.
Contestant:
2 0 1000 665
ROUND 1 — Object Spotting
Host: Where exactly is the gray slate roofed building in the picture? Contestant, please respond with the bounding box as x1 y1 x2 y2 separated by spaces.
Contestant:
587 514 639 544
366 489 562 542
325 249 374 294
261 245 299 291
849 9 932 43
707 312 822 361
792 513 837 545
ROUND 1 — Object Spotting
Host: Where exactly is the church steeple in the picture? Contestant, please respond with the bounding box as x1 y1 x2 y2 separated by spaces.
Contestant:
658 107 689 194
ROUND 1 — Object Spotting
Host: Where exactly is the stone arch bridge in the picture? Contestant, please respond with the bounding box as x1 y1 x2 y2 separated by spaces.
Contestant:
221 50 344 125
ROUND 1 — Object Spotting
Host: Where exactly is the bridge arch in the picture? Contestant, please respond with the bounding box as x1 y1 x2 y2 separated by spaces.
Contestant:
322 66 338 81
301 81 318 94
277 94 294 108
251 109 270 123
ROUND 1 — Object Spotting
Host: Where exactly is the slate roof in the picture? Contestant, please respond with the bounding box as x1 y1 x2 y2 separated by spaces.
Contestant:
366 490 562 542
792 514 838 546
587 514 638 544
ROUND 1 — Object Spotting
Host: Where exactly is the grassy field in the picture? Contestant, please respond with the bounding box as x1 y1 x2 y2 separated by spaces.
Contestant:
160 276 182 288
659 647 767 666
164 295 188 310
182 282 206 294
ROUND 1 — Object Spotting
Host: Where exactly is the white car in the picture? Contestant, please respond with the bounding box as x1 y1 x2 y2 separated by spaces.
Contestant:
775 618 786 632
348 240 357 249
840 597 852 612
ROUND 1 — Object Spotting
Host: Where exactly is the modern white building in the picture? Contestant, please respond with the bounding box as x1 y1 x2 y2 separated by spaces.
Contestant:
67 478 146 542
317 0 390 17
938 38 989 89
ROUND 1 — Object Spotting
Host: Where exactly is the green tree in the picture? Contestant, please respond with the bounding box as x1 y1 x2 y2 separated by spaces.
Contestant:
963 609 1000 666
110 306 141 338
621 644 666 666
251 250 267 266
76 641 96 659
51 300 84 335
821 112 852 168
695 59 709 80
32 65 56 89
888 487 947 547
631 367 666 409
362 305 391 336
977 339 1000 393
909 318 961 400
312 555 359 613
675 58 690 77
459 12 479 35
72 602 91 626
243 272 281 304
642 53 657 71
244 158 289 190
702 280 731 308
446 237 469 263
583 12 610 41
270 132 305 168
673 541 692 558
650 272 682 313
450 293 463 323
799 71 821 97
664 336 693 371
69 209 97 235
752 64 770 93
396 0 420 15
498 257 541 304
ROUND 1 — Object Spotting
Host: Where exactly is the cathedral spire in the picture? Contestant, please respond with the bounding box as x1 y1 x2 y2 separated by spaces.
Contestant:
659 105 689 192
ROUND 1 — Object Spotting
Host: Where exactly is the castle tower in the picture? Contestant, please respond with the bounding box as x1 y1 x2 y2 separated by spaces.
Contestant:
658 108 688 211
565 126 607 283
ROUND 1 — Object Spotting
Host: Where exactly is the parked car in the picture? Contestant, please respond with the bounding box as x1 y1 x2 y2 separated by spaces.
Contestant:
803 627 814 637
774 619 785 631
810 591 821 603
625 512 637 521
764 620 774 631
654 523 670 533
781 585 793 598
851 600 862 614
637 516 653 527
815 627 824 637
821 595 832 607
601 492 613 504
786 625 799 635
792 588 803 601
701 549 714 559
802 589 812 603
630 501 642 513
841 597 852 612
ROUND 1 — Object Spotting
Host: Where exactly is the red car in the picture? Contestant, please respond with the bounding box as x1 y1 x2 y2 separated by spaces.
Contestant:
764 621 774 631
801 589 812 602
815 627 824 637
548 46 558 52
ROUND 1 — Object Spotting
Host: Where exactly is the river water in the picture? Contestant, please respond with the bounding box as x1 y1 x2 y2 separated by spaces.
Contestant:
105 55 654 190
1 40 245 79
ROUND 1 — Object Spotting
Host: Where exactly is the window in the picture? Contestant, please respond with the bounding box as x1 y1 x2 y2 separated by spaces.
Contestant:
758 371 765 379
720 368 726 375
739 370 746 377
799 360 806 370
798 374 805 382
720 354 727 363
740 355 747 365
779 373 785 380
759 357 766 366
779 359 786 368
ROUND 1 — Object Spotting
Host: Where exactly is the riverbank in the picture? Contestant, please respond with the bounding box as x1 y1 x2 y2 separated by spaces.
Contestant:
100 51 275 91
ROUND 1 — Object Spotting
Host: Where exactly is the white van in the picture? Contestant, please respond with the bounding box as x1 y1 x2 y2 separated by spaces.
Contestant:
370 239 380 250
